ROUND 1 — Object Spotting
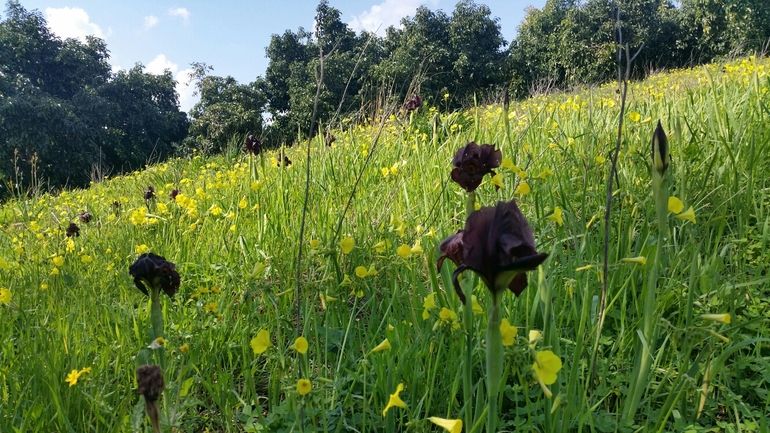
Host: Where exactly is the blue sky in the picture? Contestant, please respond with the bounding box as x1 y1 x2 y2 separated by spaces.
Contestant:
13 0 547 111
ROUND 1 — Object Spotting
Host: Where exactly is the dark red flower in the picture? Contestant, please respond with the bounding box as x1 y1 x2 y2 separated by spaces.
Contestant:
136 364 164 432
66 222 80 237
278 155 292 167
437 200 548 303
169 189 180 200
405 94 423 111
143 186 156 201
450 142 502 192
79 211 93 223
325 132 336 147
244 135 262 155
129 253 180 297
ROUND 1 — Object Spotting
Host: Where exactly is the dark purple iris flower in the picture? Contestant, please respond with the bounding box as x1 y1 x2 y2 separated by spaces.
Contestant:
144 186 156 201
450 142 502 192
244 135 262 155
405 94 423 111
437 200 548 303
129 253 180 297
66 222 80 237
169 189 180 200
79 211 93 223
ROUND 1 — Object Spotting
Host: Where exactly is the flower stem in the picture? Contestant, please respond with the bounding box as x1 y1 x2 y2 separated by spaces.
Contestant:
150 288 166 368
486 290 503 432
463 191 476 429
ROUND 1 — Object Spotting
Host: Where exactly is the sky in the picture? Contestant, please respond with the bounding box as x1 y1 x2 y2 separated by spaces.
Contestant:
13 0 547 111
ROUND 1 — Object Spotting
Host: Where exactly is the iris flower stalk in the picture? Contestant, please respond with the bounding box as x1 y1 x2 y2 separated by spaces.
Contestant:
624 121 669 423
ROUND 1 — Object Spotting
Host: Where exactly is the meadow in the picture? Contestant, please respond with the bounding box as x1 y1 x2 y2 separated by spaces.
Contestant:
1 56 769 432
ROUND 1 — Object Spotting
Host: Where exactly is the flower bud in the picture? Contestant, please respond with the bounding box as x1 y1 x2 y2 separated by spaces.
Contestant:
652 120 668 175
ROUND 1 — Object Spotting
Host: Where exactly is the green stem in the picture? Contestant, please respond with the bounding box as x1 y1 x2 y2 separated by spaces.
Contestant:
486 291 503 432
463 191 476 429
150 288 166 368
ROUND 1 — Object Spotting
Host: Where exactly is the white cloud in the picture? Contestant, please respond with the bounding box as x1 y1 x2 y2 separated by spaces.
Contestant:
143 15 159 29
348 0 438 35
145 55 198 112
45 7 107 41
168 7 191 24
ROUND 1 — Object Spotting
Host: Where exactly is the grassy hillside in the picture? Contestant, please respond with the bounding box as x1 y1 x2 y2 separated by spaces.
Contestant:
1 56 769 432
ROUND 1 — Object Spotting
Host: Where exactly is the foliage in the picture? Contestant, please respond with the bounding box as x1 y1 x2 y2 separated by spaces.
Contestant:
1 55 769 431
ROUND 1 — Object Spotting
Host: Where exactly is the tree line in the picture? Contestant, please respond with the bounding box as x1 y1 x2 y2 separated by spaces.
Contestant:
1 0 768 195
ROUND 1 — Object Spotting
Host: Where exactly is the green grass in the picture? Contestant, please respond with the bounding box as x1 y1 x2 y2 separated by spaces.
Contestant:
1 56 770 432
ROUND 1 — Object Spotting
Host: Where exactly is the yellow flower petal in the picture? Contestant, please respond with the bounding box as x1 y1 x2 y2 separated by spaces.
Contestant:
396 244 412 259
701 313 731 324
621 256 647 265
675 206 696 223
372 338 391 353
429 417 463 433
340 237 355 254
290 336 309 354
490 173 504 189
628 111 641 122
533 350 563 385
500 318 518 346
382 383 407 416
471 295 483 314
514 181 530 195
250 329 272 355
355 266 369 278
668 196 684 214
297 379 312 395
547 206 563 226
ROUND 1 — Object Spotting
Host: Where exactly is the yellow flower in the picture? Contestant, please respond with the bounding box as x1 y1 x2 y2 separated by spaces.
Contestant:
204 302 217 312
297 379 312 396
290 336 309 354
548 206 563 226
0 288 11 305
372 240 388 253
514 182 530 195
429 417 462 433
65 367 91 387
501 158 520 173
701 313 731 324
310 239 321 249
355 266 369 278
595 155 606 164
53 256 64 267
149 337 165 350
339 274 352 286
319 293 337 310
474 202 481 210
66 238 75 253
536 168 554 179
500 318 518 346
340 237 355 254
471 295 483 314
396 244 412 259
372 338 391 353
676 206 696 223
422 293 436 320
382 383 407 416
250 181 261 191
80 255 93 264
381 167 390 177
529 330 542 348
621 256 647 265
410 240 423 255
238 198 247 209
250 329 272 355
518 170 528 179
180 344 190 353
533 350 563 385
668 196 684 214
490 173 504 189
628 111 641 122
135 244 150 255
437 308 460 329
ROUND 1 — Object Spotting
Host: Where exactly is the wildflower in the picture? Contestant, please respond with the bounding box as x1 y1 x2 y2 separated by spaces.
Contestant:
537 168 553 179
169 189 180 200
325 132 335 147
372 338 391 353
319 293 337 310
404 94 422 111
668 196 684 214
80 254 93 264
410 240 423 255
500 318 518 346
437 200 548 303
297 379 312 395
676 206 696 223
529 330 542 348
396 244 412 259
429 417 462 433
518 170 528 179
382 383 408 416
514 181 530 195
701 313 731 324
143 186 156 201
238 198 248 209
79 211 93 223
250 329 272 355
652 121 669 175
65 367 91 387
621 256 647 265
136 364 164 432
53 255 64 267
339 274 352 286
149 337 165 350
136 244 150 255
422 293 437 320
203 302 217 313
243 135 261 155
66 223 80 237
0 288 11 305
490 172 504 189
629 111 641 122
471 295 483 314
372 239 388 253
501 158 520 173
129 253 181 297
548 206 564 226
340 237 355 254
180 344 190 353
595 155 606 164
450 142 502 192
709 329 730 343
290 336 309 354
533 350 563 398
355 264 377 277
437 307 460 329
